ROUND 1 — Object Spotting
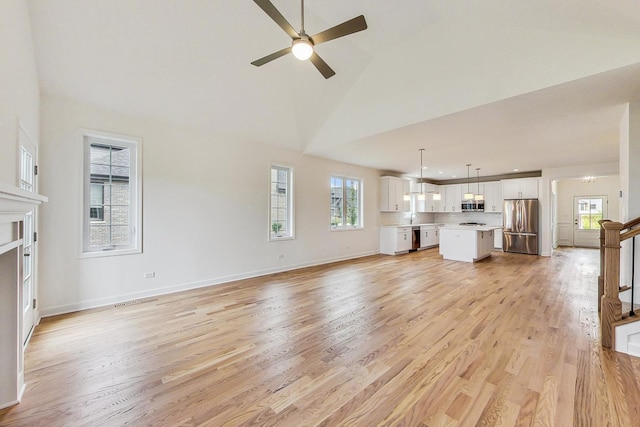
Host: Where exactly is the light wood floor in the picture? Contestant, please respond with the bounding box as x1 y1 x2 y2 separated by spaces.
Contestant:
1 247 640 426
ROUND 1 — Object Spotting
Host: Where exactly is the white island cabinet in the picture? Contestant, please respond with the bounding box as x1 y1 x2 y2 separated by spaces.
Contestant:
439 225 499 262
380 226 412 255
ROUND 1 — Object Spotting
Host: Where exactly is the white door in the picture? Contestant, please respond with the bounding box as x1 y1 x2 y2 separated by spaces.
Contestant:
19 126 37 345
573 196 607 248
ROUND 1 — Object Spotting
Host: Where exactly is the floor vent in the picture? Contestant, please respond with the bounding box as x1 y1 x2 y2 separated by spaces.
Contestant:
114 300 142 308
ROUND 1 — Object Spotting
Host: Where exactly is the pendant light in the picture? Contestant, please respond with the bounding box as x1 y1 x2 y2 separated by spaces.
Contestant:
463 164 474 200
474 168 484 201
418 149 426 201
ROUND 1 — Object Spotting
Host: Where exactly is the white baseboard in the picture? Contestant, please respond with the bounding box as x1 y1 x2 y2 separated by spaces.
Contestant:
39 250 379 318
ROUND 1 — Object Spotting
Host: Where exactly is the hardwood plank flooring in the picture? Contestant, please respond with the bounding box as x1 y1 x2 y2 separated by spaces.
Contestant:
1 248 639 426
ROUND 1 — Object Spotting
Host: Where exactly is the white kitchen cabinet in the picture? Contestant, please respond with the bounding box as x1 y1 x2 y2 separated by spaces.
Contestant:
429 188 443 213
419 225 438 248
380 226 412 255
380 177 410 212
416 183 438 212
483 182 503 213
502 178 539 199
443 184 461 212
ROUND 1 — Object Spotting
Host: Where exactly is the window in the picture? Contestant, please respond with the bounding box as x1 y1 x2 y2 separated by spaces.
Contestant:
90 183 104 221
331 176 362 229
82 131 142 256
577 197 604 230
270 165 293 240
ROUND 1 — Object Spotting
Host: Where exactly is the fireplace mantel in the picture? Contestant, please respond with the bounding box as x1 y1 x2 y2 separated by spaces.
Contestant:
0 183 48 225
0 182 47 409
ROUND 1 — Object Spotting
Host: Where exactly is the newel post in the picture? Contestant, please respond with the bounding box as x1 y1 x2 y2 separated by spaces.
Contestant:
598 219 611 316
601 221 624 348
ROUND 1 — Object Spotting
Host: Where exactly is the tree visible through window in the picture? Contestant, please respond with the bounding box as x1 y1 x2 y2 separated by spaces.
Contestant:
270 165 293 240
331 176 362 229
577 197 604 230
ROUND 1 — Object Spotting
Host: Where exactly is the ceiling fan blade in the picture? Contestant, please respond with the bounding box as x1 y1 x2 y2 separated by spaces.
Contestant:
309 52 335 79
310 15 367 45
253 0 299 39
251 47 292 67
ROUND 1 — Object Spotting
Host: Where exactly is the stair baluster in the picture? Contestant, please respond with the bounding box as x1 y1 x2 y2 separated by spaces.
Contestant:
632 235 636 317
600 218 640 348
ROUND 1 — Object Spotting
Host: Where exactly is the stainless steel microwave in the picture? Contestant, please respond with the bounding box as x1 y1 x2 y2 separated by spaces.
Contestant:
461 200 484 212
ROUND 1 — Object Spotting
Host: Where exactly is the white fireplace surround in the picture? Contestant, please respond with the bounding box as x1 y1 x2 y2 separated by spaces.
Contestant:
0 183 47 409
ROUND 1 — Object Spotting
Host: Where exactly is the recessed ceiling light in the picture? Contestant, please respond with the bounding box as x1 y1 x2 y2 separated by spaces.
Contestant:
452 175 456 178
422 166 427 169
513 168 519 172
438 171 443 174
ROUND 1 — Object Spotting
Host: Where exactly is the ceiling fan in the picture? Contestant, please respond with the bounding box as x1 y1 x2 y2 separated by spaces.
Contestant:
251 0 367 79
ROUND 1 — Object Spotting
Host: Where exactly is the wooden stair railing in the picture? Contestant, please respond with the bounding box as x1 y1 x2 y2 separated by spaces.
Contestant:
600 218 640 349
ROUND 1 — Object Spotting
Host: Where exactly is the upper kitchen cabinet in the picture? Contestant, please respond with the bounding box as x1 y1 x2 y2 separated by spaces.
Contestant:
483 181 503 212
501 178 539 199
443 184 462 212
416 183 438 212
380 176 410 212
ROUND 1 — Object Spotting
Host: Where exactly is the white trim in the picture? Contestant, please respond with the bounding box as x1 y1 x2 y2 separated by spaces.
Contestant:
0 183 47 218
40 250 379 318
330 226 365 232
79 129 143 258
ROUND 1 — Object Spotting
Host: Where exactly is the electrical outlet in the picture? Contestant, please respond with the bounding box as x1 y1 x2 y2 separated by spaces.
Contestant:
144 272 156 279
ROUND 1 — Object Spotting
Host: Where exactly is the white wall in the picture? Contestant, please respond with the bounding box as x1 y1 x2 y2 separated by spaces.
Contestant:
554 176 620 246
0 0 40 183
619 103 640 302
38 96 382 316
541 162 619 256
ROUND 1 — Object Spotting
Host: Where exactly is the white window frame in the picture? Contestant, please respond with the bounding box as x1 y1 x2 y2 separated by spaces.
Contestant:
269 164 294 241
330 175 364 230
81 129 142 258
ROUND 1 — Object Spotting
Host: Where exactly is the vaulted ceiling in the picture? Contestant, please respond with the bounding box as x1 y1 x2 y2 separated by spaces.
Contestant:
27 0 640 180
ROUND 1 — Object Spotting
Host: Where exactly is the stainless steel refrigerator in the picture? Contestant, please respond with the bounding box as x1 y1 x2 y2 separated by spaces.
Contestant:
503 199 539 255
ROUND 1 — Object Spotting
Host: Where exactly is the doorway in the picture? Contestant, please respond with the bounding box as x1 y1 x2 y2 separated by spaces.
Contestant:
573 196 607 248
19 124 37 346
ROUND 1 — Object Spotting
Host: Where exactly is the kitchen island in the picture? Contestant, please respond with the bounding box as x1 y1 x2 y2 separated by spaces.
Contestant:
439 225 501 263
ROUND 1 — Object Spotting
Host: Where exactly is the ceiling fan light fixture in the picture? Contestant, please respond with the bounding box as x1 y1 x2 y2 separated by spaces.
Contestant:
292 37 313 60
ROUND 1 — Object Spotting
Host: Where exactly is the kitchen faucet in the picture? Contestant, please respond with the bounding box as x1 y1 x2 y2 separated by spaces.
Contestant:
410 213 417 224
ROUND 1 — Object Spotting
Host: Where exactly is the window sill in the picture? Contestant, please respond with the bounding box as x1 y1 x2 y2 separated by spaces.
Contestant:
269 235 295 242
80 247 142 259
331 226 364 232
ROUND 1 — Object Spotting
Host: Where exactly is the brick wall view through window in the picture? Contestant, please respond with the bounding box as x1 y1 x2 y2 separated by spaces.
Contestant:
89 144 131 247
82 131 141 256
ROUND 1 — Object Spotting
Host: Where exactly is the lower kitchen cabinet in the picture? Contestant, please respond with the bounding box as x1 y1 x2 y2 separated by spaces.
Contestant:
380 226 412 255
420 225 439 248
